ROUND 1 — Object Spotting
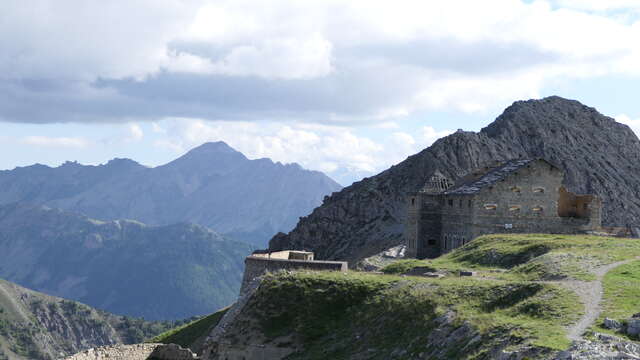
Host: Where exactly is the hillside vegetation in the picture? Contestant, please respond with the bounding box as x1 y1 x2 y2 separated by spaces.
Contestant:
0 203 252 320
386 234 640 281
0 279 181 360
165 234 640 359
150 307 229 354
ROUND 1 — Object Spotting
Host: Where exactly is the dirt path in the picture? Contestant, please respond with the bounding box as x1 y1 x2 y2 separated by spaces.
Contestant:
563 258 638 341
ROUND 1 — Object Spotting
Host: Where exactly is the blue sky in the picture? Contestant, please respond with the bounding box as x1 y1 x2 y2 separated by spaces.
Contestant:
2 0 640 185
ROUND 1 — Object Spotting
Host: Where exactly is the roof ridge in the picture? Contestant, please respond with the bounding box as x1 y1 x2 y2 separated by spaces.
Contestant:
444 158 536 195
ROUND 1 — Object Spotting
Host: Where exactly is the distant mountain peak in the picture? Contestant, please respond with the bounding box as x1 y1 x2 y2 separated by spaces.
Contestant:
104 158 143 169
188 141 240 155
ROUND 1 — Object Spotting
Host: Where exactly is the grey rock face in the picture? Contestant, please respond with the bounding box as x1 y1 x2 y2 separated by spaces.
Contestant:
269 96 640 263
557 333 640 359
0 142 341 247
0 279 164 360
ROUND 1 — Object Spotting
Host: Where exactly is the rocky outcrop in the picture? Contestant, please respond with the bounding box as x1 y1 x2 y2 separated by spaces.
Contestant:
0 141 341 247
557 333 640 359
0 203 252 320
269 97 640 263
148 344 197 360
0 279 168 360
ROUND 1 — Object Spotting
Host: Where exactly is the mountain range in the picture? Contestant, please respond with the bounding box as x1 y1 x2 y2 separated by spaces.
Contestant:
0 203 252 320
0 142 342 247
269 96 640 263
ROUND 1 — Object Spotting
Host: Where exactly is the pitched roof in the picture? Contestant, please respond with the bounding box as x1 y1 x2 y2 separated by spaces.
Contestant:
444 158 539 195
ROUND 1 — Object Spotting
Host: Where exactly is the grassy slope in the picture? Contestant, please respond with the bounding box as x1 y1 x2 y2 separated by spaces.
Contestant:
156 234 640 358
384 234 640 281
250 271 579 359
150 307 229 351
595 260 640 339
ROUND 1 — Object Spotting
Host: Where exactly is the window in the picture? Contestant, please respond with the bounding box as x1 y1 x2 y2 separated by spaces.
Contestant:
509 205 521 212
411 198 415 206
533 187 545 193
468 200 472 208
459 200 463 208
484 204 497 211
448 199 454 206
583 203 589 211
428 238 436 245
532 206 543 212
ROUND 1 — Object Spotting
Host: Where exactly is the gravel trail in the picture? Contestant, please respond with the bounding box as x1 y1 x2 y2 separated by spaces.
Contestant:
564 258 638 341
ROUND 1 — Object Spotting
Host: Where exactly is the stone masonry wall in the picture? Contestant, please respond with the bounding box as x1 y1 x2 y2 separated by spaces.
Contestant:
240 257 348 293
409 160 603 258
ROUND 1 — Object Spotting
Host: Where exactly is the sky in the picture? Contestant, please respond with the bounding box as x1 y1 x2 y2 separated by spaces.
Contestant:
2 0 640 185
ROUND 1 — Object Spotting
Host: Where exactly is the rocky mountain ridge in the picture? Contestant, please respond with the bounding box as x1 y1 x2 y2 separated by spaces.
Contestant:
0 278 175 360
269 96 640 263
0 142 342 247
0 203 252 320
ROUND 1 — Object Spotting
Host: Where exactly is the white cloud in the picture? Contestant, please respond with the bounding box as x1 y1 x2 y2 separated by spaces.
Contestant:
556 0 640 12
155 118 452 184
21 136 89 148
152 122 166 133
616 114 640 136
2 0 640 124
125 123 144 142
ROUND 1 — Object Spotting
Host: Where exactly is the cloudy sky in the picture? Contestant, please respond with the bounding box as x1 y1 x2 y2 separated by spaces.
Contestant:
2 0 640 185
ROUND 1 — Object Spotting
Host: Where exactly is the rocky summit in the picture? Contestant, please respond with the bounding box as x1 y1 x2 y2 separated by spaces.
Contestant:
269 96 640 263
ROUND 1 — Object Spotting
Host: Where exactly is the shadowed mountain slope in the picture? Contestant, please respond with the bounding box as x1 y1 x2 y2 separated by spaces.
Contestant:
0 142 342 247
0 203 252 320
269 96 640 263
0 277 179 360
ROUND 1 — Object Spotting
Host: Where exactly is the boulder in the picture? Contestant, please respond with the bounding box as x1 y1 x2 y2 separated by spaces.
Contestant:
603 318 622 331
147 343 197 360
626 319 640 337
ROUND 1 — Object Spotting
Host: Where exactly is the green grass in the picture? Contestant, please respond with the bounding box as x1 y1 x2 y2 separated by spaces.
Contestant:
380 259 436 274
250 270 581 359
248 235 640 357
395 234 640 281
594 260 640 338
149 307 229 348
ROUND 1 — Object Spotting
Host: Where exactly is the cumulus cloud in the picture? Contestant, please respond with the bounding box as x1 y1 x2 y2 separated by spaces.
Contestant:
1 0 640 124
556 0 640 12
154 118 451 184
616 114 640 136
125 123 144 142
20 136 89 148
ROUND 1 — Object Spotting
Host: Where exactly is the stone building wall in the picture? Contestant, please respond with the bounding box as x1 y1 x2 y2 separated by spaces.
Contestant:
407 159 603 258
240 256 348 293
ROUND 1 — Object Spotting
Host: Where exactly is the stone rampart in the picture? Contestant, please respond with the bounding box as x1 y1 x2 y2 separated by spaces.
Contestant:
240 256 347 293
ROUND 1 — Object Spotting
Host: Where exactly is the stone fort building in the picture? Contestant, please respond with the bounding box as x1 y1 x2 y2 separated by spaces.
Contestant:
405 158 602 259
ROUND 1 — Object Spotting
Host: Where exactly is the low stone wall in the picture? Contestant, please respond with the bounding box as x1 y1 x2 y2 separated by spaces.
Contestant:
240 256 348 293
63 344 161 360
